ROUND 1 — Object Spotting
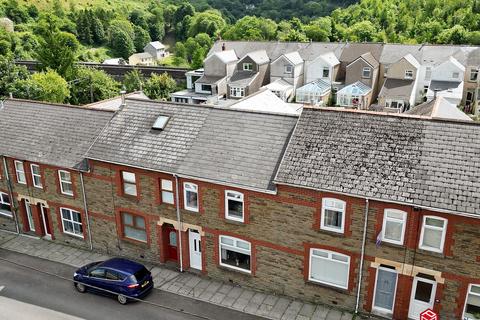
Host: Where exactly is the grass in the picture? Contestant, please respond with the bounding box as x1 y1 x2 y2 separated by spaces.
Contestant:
157 55 191 68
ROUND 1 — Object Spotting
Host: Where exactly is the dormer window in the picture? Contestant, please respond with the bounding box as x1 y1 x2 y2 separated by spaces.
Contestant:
362 67 371 78
243 63 253 71
285 65 293 74
405 70 413 79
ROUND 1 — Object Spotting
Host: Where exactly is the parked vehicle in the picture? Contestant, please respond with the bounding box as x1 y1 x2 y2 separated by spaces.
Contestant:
73 258 153 304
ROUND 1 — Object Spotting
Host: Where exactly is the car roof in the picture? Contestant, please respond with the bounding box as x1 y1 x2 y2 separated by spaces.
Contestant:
98 258 145 275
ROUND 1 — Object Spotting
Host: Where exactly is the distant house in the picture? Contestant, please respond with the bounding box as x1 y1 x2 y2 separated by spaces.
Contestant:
227 50 270 99
128 52 156 66
295 79 331 106
304 52 340 84
102 58 127 65
0 17 13 32
426 56 465 105
344 52 380 108
269 51 304 100
144 41 168 59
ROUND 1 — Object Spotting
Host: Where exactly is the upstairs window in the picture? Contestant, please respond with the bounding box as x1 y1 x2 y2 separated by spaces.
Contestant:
183 182 198 212
243 63 253 71
58 170 73 196
219 236 251 273
470 69 478 81
225 191 244 222
161 179 174 204
309 249 350 289
285 65 293 74
0 192 11 217
381 209 407 245
321 198 346 233
419 216 447 253
121 171 137 196
30 164 42 188
322 67 330 78
14 160 26 184
201 84 211 92
230 87 245 98
362 67 371 78
405 70 413 79
61 208 83 237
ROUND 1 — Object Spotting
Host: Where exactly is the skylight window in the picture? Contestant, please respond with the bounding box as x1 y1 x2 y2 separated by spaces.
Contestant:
152 115 170 130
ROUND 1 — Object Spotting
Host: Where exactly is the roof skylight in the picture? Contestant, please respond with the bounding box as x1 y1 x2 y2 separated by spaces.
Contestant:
152 115 170 130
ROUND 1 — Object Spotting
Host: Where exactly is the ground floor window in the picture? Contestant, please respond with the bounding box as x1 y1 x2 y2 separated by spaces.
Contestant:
0 192 12 217
464 284 480 320
219 235 251 273
61 208 83 237
230 87 245 98
309 248 350 289
122 212 147 242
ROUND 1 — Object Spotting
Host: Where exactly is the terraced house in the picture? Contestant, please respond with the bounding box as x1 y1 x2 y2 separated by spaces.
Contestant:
0 97 479 320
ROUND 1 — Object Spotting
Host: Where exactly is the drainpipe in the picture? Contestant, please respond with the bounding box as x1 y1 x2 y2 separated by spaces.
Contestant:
2 156 19 234
174 174 184 272
79 172 93 251
355 198 370 314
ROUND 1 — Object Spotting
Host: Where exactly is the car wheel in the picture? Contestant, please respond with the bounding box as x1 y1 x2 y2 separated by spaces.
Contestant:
74 282 86 293
117 294 128 305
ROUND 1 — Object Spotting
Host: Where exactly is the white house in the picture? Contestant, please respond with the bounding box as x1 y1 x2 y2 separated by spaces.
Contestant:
426 56 465 105
144 41 168 59
304 52 340 84
270 51 304 94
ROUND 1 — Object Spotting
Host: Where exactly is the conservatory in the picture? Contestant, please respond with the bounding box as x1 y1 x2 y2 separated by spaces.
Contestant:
296 79 331 105
336 81 372 109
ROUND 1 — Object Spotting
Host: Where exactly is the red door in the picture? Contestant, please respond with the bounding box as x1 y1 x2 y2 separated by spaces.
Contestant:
165 226 178 261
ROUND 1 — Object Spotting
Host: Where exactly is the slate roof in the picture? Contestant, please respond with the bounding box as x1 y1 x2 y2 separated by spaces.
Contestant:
406 97 472 121
196 75 225 84
378 79 415 99
0 99 113 171
275 108 480 215
207 50 238 64
228 71 258 87
429 80 462 92
87 99 297 191
244 50 269 65
146 41 165 50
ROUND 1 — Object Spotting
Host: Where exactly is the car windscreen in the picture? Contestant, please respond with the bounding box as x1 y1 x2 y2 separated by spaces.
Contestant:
132 267 149 283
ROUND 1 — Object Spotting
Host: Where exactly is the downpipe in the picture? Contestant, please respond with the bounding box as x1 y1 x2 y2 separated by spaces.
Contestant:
80 172 93 251
174 174 184 272
355 198 369 314
2 156 19 234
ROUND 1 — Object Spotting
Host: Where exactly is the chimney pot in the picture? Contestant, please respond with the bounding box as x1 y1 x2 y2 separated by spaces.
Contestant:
222 43 226 51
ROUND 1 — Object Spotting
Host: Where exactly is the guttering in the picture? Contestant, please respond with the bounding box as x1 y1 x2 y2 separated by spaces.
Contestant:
2 156 19 234
87 157 278 195
275 181 480 220
79 172 93 251
355 198 369 314
174 174 184 272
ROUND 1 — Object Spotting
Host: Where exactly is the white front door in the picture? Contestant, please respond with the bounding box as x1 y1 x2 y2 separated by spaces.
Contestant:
40 205 51 239
189 229 202 270
408 276 437 319
25 200 35 232
372 267 398 316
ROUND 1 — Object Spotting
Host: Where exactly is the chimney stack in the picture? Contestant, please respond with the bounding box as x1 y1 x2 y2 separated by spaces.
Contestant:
120 90 127 107
222 43 226 51
433 89 439 99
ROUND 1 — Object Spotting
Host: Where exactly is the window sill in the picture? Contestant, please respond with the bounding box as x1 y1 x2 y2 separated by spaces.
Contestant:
417 248 445 258
0 211 13 218
224 219 245 226
305 280 349 293
316 228 346 237
376 241 405 249
218 264 252 276
121 236 149 247
62 232 85 240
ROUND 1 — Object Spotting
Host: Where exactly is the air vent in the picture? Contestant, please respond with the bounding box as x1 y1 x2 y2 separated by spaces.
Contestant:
152 115 170 130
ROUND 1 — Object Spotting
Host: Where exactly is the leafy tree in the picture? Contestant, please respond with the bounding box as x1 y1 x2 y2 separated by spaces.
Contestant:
35 14 79 79
147 7 165 41
223 16 278 40
69 67 120 105
133 26 151 52
175 42 187 60
188 10 226 38
143 72 176 100
109 23 135 60
123 69 144 92
305 17 332 41
191 47 206 69
348 20 377 42
4 0 29 24
0 55 29 97
12 69 69 103
437 25 468 44
129 9 148 30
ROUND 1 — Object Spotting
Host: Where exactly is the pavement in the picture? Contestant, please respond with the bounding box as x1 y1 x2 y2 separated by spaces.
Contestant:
0 231 356 320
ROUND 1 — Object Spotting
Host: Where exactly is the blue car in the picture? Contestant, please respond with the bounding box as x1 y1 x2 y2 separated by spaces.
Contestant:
73 258 154 304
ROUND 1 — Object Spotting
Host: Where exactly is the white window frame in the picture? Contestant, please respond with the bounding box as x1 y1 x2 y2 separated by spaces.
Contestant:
230 86 245 98
183 182 199 212
405 70 413 79
243 63 253 71
161 179 174 204
58 170 73 196
381 209 407 245
419 216 447 253
30 164 42 189
14 160 26 184
0 192 12 217
362 67 371 78
308 248 350 289
219 235 251 273
463 284 480 320
60 207 83 238
322 67 330 78
470 69 478 82
121 171 137 196
225 190 244 222
320 198 346 234
285 65 293 74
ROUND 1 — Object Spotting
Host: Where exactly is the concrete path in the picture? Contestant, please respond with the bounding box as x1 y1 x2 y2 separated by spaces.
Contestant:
0 231 355 320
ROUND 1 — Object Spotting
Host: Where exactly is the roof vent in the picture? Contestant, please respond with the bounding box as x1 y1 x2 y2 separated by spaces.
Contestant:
152 115 170 130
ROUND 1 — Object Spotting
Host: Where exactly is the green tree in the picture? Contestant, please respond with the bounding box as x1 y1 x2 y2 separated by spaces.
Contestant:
69 67 120 105
437 25 468 44
12 69 69 103
35 14 79 79
109 25 135 60
133 26 151 52
147 7 165 41
191 47 206 69
348 20 377 42
123 69 144 92
223 16 278 40
188 10 226 38
144 72 176 100
0 55 29 97
305 17 332 41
